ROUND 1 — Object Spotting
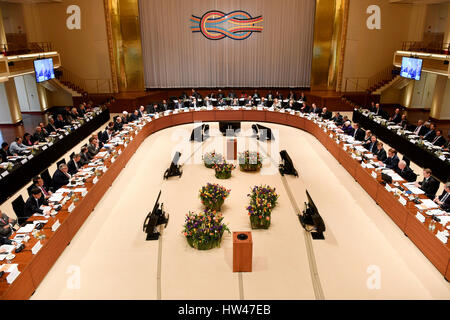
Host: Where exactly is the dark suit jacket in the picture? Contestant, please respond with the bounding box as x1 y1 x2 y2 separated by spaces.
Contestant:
352 128 366 141
423 130 436 142
321 111 332 120
114 121 123 132
413 125 428 136
384 155 399 169
431 136 446 147
67 159 81 175
99 130 111 144
46 123 57 133
52 169 70 191
129 113 139 122
395 166 417 182
32 131 46 143
80 152 91 166
364 141 378 154
87 144 99 158
24 195 48 218
54 119 67 129
0 213 15 237
437 191 450 212
374 148 387 162
391 113 402 124
0 149 8 162
419 176 440 199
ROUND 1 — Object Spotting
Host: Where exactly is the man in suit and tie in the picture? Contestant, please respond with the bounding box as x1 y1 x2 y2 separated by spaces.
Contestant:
266 91 274 101
46 117 58 133
32 176 52 199
331 112 343 126
24 187 49 219
252 90 260 99
394 160 417 182
114 117 123 132
414 168 439 199
68 154 82 175
364 135 378 153
0 142 10 162
422 123 436 142
190 98 200 108
399 114 408 129
80 146 91 166
129 110 139 121
52 164 71 191
54 114 68 129
32 126 47 143
320 107 332 120
175 100 184 109
373 142 387 163
228 91 236 99
434 182 450 212
371 103 382 116
389 108 402 124
352 123 366 141
311 103 321 114
0 210 17 238
381 148 399 169
413 120 428 136
159 100 169 112
300 102 310 114
430 130 446 147
217 98 226 107
100 127 115 144
217 89 224 99
204 97 213 108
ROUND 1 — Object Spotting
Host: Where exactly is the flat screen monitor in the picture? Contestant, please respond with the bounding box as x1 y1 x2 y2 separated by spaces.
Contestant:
400 57 422 81
34 58 55 83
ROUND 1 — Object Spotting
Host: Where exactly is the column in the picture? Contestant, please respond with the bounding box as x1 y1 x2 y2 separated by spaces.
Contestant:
37 83 49 112
0 79 22 124
430 75 448 120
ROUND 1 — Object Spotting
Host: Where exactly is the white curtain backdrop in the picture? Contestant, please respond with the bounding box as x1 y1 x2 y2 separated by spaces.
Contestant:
138 0 315 88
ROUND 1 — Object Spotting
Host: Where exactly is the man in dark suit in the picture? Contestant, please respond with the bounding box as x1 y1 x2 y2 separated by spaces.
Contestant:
189 98 200 108
228 91 236 99
331 112 343 126
100 127 114 144
159 100 169 112
266 91 274 101
364 135 378 153
320 107 332 120
46 117 58 133
32 126 47 143
414 168 440 199
32 176 52 199
399 114 408 129
68 154 82 175
299 92 306 102
217 89 224 99
0 210 17 238
54 114 68 129
413 120 428 136
87 137 100 158
373 142 387 162
52 164 71 191
113 117 123 132
129 110 139 121
351 123 366 141
80 146 91 166
288 91 296 100
0 142 10 162
422 123 436 142
430 130 446 147
395 160 417 182
24 187 48 218
382 148 399 169
371 103 382 116
311 103 321 114
434 182 450 212
389 108 402 124
300 102 310 114
252 90 260 99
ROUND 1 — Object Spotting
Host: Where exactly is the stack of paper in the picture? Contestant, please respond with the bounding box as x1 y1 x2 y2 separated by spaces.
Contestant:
16 224 35 233
403 182 425 195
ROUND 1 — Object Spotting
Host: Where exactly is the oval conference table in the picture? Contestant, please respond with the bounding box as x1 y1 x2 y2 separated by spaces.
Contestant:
0 108 448 299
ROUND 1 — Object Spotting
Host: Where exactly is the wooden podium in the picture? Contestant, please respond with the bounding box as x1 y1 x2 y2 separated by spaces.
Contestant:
226 138 237 161
233 232 252 272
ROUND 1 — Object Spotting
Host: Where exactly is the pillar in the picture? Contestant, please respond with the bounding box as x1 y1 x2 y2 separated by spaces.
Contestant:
430 75 447 120
0 80 22 124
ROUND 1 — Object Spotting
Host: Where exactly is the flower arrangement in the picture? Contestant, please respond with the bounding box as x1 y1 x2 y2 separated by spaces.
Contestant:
238 151 263 172
203 151 223 168
199 183 231 211
183 209 230 250
246 185 279 229
213 161 236 179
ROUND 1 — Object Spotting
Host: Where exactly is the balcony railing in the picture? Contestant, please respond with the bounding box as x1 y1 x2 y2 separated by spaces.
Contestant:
55 67 113 94
401 41 450 54
0 42 54 55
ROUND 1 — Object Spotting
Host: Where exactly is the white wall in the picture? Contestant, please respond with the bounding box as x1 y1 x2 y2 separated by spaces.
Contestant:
424 3 448 34
440 78 450 119
410 72 436 109
14 75 30 112
0 82 12 124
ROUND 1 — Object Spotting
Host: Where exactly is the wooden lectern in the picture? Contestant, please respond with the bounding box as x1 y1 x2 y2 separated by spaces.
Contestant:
233 232 252 272
226 138 237 161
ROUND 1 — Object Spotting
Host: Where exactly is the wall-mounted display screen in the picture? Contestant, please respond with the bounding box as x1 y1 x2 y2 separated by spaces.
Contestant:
400 57 423 81
34 58 55 83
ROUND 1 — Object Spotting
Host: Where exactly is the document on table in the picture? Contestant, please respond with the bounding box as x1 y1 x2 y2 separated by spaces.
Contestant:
97 151 108 157
16 224 35 233
415 199 439 210
74 188 87 193
0 264 18 272
48 193 63 202
354 146 368 153
0 245 15 254
403 182 425 195
381 169 404 181
364 154 374 159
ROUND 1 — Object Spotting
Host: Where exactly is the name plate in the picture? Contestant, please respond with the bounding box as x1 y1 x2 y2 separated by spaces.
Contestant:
111 157 116 163
65 132 69 136
351 153 356 159
32 241 43 255
130 137 133 141
93 176 98 184
21 159 28 165
398 196 407 206
48 142 53 146
173 109 179 114
257 106 263 111
6 268 20 284
154 114 159 119
329 133 333 138
124 143 127 148
207 106 213 111
52 220 61 232
415 212 425 223
102 166 107 173
27 155 34 160
1 171 9 177
59 135 64 139
385 184 392 192
68 203 75 213
135 130 138 135
81 190 87 197
42 146 48 151
118 149 122 155
279 109 285 113
371 171 377 179
86 118 90 122
323 128 327 133
361 162 366 168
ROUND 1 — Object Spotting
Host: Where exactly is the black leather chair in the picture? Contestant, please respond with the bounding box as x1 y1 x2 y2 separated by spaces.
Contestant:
56 158 66 168
11 195 27 226
403 155 411 167
40 168 52 191
69 152 75 160
27 184 34 197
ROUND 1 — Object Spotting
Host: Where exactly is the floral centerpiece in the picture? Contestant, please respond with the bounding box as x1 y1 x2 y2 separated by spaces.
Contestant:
238 151 262 172
203 151 223 168
246 185 279 229
213 162 235 179
183 209 230 250
199 183 231 211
